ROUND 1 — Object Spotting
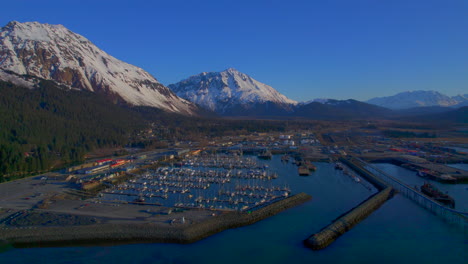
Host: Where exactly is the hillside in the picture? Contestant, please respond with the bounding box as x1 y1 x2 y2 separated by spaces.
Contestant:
294 99 393 120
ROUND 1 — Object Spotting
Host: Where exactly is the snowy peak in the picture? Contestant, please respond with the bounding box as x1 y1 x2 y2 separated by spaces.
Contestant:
366 90 466 109
0 21 197 115
219 68 297 104
168 68 297 115
3 21 85 43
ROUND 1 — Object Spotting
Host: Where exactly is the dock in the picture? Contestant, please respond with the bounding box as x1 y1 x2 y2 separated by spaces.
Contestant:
371 156 468 182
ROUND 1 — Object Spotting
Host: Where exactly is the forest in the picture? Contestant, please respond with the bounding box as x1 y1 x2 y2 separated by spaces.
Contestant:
0 80 147 181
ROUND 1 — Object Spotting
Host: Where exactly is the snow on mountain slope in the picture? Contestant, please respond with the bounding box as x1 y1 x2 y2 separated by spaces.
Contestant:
0 21 197 115
168 68 297 115
452 94 468 107
0 69 38 88
366 90 463 109
300 98 332 105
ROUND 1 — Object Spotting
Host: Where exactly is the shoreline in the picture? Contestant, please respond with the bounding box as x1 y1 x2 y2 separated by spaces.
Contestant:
1 193 312 248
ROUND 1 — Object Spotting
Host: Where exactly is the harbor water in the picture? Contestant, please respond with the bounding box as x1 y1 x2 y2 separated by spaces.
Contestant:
1 156 466 263
448 163 468 172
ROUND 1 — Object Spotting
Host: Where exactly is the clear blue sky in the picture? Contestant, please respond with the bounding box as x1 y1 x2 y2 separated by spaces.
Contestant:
1 0 467 101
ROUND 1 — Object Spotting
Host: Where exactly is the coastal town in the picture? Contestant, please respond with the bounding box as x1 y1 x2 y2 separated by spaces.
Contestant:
1 1 467 262
0 122 467 249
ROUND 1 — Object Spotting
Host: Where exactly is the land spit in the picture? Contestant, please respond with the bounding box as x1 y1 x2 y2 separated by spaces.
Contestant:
1 193 311 248
304 157 394 250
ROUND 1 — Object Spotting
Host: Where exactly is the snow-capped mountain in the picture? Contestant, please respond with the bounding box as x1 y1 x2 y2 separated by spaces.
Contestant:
452 94 468 108
366 90 467 109
168 68 297 115
0 21 197 115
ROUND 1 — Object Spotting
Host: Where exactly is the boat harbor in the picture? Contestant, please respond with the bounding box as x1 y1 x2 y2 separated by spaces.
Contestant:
99 153 290 212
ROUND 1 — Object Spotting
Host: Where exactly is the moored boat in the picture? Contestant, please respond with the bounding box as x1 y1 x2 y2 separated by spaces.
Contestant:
334 162 344 170
305 161 316 171
298 166 310 176
258 150 272 159
420 182 455 208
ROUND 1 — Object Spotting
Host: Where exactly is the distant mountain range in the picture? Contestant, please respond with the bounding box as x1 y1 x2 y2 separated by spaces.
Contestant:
294 99 393 120
366 90 468 109
0 21 198 115
168 69 465 120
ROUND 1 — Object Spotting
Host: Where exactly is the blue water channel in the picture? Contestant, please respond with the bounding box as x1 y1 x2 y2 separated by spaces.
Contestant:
2 156 467 263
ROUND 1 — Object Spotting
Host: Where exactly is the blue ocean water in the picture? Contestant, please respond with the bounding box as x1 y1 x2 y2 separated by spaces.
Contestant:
448 163 468 171
2 157 466 263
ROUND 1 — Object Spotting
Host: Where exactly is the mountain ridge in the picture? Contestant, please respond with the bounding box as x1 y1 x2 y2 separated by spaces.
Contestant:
366 90 467 109
0 21 198 115
168 68 297 115
294 99 394 120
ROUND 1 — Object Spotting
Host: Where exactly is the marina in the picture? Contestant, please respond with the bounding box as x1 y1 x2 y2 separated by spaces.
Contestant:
335 162 371 188
2 157 466 263
99 154 289 211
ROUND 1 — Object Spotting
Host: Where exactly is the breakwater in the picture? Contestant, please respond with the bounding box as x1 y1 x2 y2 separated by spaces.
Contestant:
304 187 392 250
304 157 393 250
1 193 311 248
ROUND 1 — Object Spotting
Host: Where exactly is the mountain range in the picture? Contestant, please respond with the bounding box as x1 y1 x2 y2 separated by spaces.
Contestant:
293 99 393 120
168 69 466 120
0 21 465 122
366 90 468 109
